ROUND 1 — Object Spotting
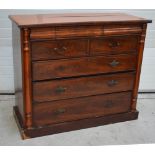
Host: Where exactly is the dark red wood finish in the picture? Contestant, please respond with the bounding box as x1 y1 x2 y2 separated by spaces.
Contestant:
14 106 139 139
10 13 151 139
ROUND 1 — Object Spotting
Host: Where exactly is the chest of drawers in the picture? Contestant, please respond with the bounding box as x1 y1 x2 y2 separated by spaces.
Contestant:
9 13 151 139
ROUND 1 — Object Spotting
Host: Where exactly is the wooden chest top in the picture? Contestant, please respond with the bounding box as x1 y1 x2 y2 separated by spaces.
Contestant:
9 13 151 27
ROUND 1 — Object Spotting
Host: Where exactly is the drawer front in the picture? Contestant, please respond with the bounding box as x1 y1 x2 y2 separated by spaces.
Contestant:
103 24 142 35
32 54 137 81
30 27 55 39
30 25 142 40
31 39 88 61
56 25 142 38
33 92 132 126
90 35 139 55
33 72 135 102
56 25 104 38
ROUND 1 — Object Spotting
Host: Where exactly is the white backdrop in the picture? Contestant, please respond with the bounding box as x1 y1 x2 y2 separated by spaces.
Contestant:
0 9 155 93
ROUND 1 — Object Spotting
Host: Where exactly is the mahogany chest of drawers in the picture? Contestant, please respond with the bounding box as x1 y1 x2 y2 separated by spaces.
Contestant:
9 13 151 139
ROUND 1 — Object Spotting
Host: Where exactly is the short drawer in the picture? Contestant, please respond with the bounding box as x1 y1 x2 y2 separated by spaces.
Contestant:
31 39 88 61
90 35 139 55
30 27 55 39
33 72 135 102
32 54 137 81
33 92 132 126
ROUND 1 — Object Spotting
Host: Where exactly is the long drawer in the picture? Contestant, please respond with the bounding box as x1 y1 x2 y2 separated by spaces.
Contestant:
30 24 142 39
32 54 137 81
33 72 135 102
33 92 132 126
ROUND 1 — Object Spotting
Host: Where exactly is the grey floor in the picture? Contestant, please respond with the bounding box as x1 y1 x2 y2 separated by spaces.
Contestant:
0 94 155 146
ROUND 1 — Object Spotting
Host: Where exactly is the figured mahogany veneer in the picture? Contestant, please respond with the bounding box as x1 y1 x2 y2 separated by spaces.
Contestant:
31 39 88 61
9 13 151 139
33 72 135 102
90 35 139 55
32 54 137 81
33 92 132 126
